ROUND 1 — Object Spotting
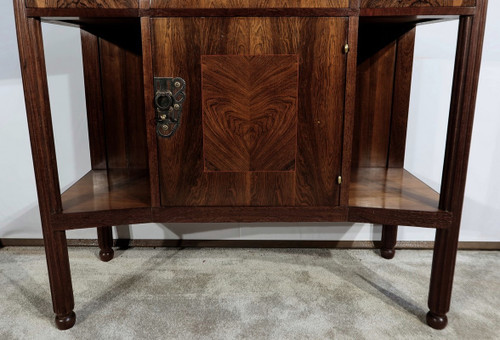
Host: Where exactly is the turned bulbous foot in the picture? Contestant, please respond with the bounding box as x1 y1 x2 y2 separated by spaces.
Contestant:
381 248 396 259
426 311 448 330
99 249 114 262
55 311 76 330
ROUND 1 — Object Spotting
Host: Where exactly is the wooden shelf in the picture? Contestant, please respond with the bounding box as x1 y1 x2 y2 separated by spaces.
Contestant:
348 168 452 228
61 170 150 213
349 168 442 212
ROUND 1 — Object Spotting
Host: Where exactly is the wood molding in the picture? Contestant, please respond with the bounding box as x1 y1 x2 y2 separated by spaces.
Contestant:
1 239 499 250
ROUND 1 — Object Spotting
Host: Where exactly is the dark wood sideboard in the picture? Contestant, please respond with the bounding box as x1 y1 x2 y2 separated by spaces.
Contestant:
13 0 487 331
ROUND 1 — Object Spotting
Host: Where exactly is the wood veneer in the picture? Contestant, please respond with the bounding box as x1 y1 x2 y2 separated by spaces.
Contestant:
202 55 298 172
61 170 150 213
153 17 347 207
81 24 148 171
353 24 415 168
80 30 107 170
149 0 350 9
361 0 475 8
26 0 138 8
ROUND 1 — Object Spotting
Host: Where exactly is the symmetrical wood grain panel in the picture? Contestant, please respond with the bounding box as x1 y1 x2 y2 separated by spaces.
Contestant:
152 17 347 207
150 0 349 8
388 28 416 168
26 0 138 8
361 0 475 7
202 55 298 172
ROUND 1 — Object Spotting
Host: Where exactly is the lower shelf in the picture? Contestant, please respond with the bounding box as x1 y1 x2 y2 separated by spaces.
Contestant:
61 169 150 213
348 168 451 228
349 168 442 212
56 167 450 229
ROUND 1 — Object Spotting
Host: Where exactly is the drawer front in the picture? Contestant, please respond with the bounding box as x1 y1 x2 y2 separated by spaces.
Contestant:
150 0 350 9
25 0 138 8
361 0 475 7
152 17 348 207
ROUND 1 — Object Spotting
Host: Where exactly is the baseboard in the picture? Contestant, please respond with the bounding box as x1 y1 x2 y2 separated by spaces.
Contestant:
0 238 499 250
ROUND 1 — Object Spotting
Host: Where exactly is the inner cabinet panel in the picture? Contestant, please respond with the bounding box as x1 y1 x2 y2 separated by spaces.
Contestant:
152 17 348 207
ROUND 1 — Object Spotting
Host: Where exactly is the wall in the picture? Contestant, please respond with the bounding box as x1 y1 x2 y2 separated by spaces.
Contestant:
1 2 499 242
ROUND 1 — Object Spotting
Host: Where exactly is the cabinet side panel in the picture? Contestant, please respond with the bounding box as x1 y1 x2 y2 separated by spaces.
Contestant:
98 25 148 169
202 55 298 172
388 27 416 168
353 24 416 169
353 41 396 168
81 30 107 170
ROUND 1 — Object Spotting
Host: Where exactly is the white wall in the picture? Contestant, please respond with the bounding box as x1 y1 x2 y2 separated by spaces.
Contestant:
1 1 499 242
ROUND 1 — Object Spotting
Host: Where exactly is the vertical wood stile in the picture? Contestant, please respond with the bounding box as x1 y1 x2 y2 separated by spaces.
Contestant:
340 15 359 207
141 17 161 207
428 0 488 329
13 0 75 330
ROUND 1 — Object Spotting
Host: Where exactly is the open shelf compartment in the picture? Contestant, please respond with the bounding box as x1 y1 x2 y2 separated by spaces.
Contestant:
349 168 441 212
61 169 150 213
348 168 452 228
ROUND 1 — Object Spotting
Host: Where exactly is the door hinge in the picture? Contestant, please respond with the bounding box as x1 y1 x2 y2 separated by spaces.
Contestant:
344 43 349 54
337 175 342 185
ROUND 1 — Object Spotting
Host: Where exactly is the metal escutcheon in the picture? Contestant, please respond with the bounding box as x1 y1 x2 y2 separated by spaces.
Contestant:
154 77 186 138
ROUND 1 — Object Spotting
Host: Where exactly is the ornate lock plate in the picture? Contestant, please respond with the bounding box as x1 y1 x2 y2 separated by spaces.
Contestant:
154 77 186 138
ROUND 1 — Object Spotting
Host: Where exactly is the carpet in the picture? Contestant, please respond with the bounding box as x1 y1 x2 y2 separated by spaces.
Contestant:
0 247 499 339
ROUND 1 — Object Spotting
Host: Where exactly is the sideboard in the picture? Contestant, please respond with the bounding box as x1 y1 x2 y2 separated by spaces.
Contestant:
13 0 488 331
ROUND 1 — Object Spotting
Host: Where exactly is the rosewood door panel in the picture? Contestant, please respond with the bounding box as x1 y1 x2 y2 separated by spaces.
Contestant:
152 17 347 207
202 54 298 172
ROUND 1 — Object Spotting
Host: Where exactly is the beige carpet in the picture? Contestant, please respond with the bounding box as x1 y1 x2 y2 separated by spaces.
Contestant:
0 247 499 339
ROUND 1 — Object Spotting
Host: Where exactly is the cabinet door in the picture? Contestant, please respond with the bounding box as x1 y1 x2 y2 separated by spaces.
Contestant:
152 17 347 207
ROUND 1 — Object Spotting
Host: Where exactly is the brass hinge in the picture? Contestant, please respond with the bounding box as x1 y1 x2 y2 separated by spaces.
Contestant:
337 176 342 185
344 43 349 54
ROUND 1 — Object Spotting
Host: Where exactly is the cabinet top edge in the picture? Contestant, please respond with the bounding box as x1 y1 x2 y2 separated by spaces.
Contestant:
24 0 480 11
22 0 483 19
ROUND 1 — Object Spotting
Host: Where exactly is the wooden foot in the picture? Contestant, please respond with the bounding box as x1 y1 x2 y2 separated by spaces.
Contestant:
426 311 447 330
97 226 114 262
55 311 76 330
381 225 397 259
427 228 458 331
43 231 76 330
